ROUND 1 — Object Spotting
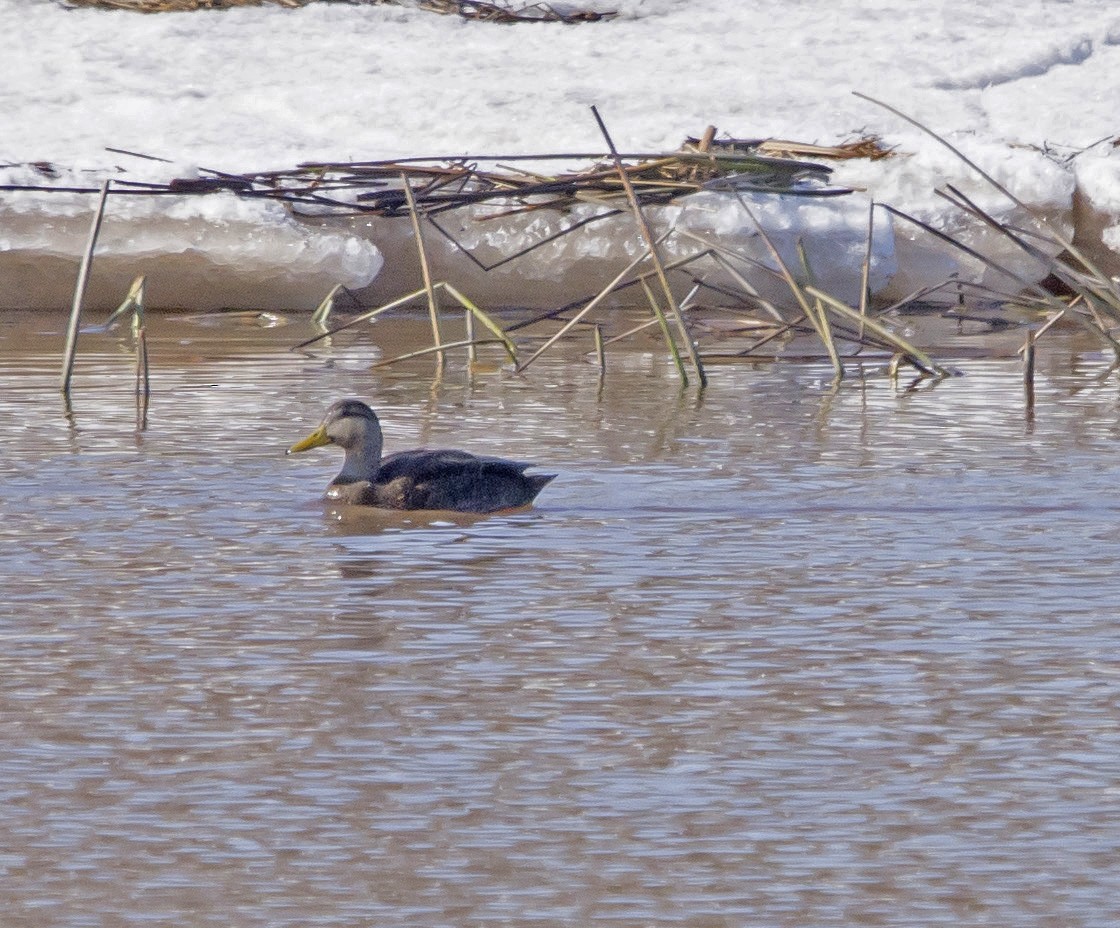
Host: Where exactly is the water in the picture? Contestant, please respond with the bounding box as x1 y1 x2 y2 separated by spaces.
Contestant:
2 309 1120 927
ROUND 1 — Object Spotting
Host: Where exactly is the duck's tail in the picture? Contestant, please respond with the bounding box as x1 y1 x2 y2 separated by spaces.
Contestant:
527 473 557 499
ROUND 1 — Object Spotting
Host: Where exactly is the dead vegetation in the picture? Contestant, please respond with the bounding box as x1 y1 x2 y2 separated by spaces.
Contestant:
276 126 943 386
278 106 1120 394
62 0 617 21
65 0 307 9
5 134 850 213
36 107 1120 398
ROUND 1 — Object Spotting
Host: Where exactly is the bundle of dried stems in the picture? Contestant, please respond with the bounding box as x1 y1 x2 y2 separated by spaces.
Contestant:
63 0 616 20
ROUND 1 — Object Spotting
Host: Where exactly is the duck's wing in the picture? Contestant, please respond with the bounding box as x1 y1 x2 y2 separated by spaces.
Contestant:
367 449 555 512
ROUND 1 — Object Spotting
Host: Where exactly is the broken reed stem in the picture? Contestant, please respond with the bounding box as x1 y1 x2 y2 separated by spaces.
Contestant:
590 105 707 387
879 203 1058 308
920 187 1120 357
429 205 623 273
939 183 1120 317
130 276 149 401
312 283 342 328
598 316 661 348
855 93 1074 273
136 326 150 401
937 185 1120 343
517 246 654 372
888 353 903 380
104 275 145 332
1023 328 1036 390
859 202 875 340
292 286 432 350
505 243 711 339
1033 307 1067 342
735 313 809 357
639 277 688 380
373 337 504 368
795 239 843 380
731 191 848 378
670 229 790 322
856 91 1111 278
858 92 1120 337
61 178 111 396
291 280 517 364
854 92 1027 211
804 285 949 376
440 283 517 362
672 227 927 360
1015 307 1068 366
401 172 443 367
465 307 477 364
705 252 786 323
593 324 606 374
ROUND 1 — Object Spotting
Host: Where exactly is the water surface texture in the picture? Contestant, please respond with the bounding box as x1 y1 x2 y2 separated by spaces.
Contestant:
2 311 1120 927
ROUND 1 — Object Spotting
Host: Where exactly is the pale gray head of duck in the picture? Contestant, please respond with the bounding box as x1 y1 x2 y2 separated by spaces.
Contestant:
287 399 384 484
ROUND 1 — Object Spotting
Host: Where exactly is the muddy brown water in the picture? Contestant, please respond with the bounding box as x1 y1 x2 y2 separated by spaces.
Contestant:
3 309 1120 927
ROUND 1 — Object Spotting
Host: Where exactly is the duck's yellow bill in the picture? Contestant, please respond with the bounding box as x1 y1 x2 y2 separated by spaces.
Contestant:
287 425 331 454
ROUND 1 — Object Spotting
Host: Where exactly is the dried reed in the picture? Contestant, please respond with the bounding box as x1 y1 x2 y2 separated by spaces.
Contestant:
858 91 1120 364
401 173 444 367
591 106 704 386
64 0 617 20
61 179 111 396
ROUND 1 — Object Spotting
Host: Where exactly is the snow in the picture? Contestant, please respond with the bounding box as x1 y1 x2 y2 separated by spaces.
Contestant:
2 0 1120 310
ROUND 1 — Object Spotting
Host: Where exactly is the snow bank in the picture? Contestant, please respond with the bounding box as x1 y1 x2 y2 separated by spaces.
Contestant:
3 0 1120 310
0 170 382 311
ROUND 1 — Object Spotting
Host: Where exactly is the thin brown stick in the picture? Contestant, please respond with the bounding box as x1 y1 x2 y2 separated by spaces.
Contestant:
593 324 606 374
290 287 431 351
61 179 111 396
859 202 875 340
639 277 687 378
401 172 444 367
734 313 806 357
516 246 654 372
136 326 150 401
597 316 661 348
591 105 707 387
465 307 477 365
373 337 504 368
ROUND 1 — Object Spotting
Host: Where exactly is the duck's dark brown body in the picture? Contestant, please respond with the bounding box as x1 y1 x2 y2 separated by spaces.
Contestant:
328 448 554 512
290 400 555 513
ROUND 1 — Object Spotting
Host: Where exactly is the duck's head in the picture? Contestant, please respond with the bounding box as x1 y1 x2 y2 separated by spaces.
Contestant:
288 401 384 482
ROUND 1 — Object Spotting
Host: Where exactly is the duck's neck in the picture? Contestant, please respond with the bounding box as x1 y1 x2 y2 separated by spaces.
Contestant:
334 433 383 485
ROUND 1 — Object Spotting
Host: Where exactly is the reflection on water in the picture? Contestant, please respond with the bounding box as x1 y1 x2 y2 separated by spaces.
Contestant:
2 310 1120 927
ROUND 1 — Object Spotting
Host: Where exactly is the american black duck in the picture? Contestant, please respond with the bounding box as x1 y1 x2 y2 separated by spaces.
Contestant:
288 399 555 513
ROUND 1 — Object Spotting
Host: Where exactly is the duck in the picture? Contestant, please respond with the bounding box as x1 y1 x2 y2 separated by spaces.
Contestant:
287 399 555 513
